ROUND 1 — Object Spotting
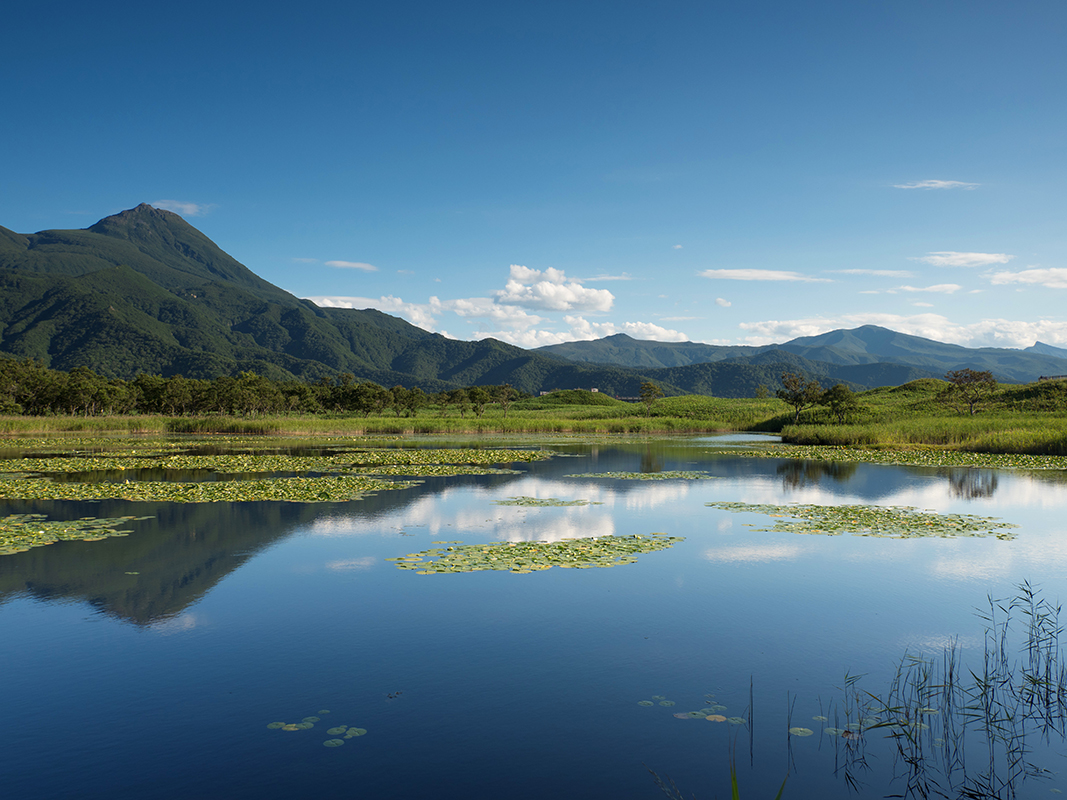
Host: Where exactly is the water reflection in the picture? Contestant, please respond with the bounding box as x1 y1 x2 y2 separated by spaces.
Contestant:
776 459 858 490
946 469 999 499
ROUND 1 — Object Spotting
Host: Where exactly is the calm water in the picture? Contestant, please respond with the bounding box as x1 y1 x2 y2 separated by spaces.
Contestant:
3 435 1067 799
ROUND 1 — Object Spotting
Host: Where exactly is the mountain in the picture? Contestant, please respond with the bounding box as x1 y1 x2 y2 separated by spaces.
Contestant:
0 205 683 395
537 327 1067 384
1025 341 1067 361
2 204 1056 395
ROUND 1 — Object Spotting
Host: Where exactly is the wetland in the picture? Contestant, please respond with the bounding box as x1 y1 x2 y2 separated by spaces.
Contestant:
2 432 1067 799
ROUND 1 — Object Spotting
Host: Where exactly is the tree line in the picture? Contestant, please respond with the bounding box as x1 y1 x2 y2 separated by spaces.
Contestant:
0 358 523 417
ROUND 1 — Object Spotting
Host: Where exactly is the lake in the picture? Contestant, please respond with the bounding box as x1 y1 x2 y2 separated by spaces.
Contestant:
2 434 1066 799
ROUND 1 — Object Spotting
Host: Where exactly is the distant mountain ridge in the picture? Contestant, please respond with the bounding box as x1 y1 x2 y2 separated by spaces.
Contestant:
0 204 1060 394
537 327 1067 384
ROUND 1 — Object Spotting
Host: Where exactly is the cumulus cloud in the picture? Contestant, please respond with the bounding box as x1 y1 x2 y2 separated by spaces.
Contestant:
307 295 440 331
989 268 1067 289
435 296 543 330
326 260 378 271
738 313 1067 348
152 200 214 216
699 269 832 283
473 315 689 348
911 252 1013 268
715 297 731 307
495 265 614 312
893 179 979 190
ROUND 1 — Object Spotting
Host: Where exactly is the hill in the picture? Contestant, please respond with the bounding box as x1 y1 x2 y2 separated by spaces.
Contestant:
537 326 1067 384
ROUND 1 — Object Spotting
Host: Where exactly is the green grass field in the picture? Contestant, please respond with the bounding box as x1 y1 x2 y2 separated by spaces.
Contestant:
2 380 1065 454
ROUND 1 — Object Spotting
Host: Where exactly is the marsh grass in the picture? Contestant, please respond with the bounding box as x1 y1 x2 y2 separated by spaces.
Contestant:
824 582 1067 798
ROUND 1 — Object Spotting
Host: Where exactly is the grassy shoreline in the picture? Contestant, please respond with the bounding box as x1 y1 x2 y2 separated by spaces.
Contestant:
1 378 1065 455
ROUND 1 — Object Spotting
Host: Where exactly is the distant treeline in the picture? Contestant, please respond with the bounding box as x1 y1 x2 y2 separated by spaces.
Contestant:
0 358 522 417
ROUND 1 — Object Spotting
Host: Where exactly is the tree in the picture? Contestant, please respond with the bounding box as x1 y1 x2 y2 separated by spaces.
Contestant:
496 384 519 418
820 383 859 423
639 381 664 416
468 386 491 417
776 372 823 424
941 369 997 415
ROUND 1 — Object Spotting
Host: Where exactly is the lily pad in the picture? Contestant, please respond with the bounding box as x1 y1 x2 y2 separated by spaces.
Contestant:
659 700 675 707
726 717 746 725
323 739 344 747
267 722 286 729
326 727 348 735
788 727 814 737
346 727 367 736
705 715 727 722
637 701 654 707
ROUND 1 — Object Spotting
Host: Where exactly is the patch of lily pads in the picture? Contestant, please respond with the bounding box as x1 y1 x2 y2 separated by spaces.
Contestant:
0 475 418 503
493 496 602 507
565 471 716 480
387 533 684 574
738 444 1067 471
635 692 744 724
706 501 1018 540
265 709 366 749
0 513 151 556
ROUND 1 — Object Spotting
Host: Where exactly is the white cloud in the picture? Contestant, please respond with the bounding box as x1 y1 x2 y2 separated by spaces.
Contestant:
292 257 318 264
672 244 683 249
436 296 543 330
699 269 832 283
307 295 441 331
989 268 1067 289
152 200 214 216
474 315 689 348
893 179 979 190
897 284 962 294
703 544 803 563
326 557 376 571
715 297 731 307
911 252 1013 268
496 264 614 312
912 302 934 308
583 273 633 282
833 269 914 278
325 260 379 271
738 313 1067 348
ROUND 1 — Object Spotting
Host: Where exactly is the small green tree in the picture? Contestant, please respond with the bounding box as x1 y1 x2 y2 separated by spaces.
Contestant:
820 383 859 423
467 386 491 417
776 372 823 424
496 384 519 418
639 381 664 417
941 369 997 415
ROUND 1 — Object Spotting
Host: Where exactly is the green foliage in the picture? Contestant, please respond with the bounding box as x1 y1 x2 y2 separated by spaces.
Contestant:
776 372 823 423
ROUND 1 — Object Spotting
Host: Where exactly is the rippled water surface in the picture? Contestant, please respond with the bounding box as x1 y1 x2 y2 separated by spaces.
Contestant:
3 434 1067 799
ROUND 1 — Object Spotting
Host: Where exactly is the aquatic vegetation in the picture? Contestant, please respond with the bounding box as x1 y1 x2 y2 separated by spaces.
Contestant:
388 533 684 574
0 513 150 556
565 470 716 480
0 474 418 503
493 496 601 507
323 739 344 747
739 444 1067 471
706 501 1018 539
638 700 654 706
706 714 727 722
788 727 814 737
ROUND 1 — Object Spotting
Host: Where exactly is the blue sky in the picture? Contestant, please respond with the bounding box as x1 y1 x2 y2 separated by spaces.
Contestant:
5 0 1067 349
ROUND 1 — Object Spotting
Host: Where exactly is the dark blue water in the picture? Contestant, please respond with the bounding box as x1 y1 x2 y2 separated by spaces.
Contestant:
2 435 1066 799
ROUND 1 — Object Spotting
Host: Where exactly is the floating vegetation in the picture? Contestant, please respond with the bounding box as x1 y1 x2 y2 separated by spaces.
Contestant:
346 728 367 737
267 711 365 749
493 496 602 507
0 445 553 504
267 722 285 730
706 714 727 722
323 739 344 747
726 717 745 725
326 726 347 735
638 700 654 707
812 715 828 722
788 727 814 737
740 444 1067 471
388 533 684 574
0 475 417 504
659 700 676 707
0 513 151 556
565 470 716 480
706 501 1018 540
